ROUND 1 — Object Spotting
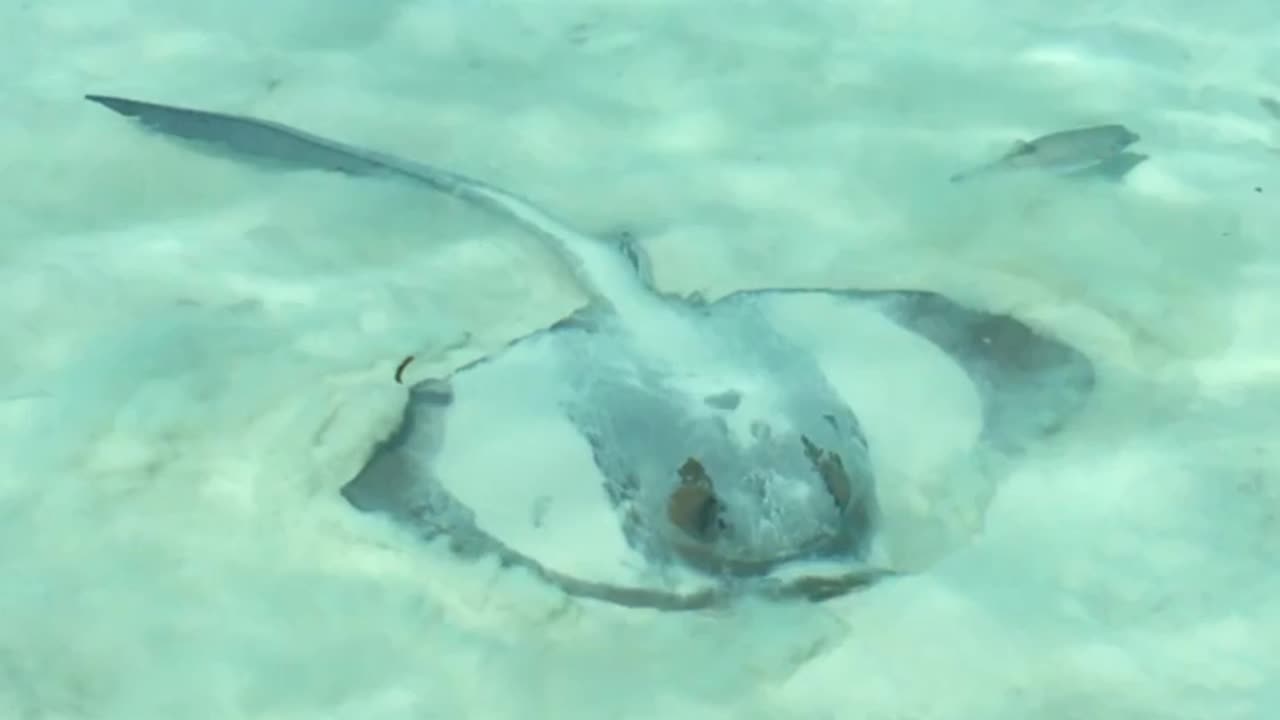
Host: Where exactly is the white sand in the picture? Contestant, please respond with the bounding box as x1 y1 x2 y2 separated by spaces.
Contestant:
2 0 1278 717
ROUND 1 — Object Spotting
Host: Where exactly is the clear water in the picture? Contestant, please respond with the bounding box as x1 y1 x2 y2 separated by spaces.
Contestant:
2 1 1278 718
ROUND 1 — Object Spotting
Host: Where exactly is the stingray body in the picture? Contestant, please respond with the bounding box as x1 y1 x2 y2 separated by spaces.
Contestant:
87 94 1096 610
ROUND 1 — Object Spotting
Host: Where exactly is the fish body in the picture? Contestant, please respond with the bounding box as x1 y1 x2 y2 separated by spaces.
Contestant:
1259 96 1280 122
950 123 1143 183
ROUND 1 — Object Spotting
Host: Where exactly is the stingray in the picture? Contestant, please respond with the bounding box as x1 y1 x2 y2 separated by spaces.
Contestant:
85 94 1096 610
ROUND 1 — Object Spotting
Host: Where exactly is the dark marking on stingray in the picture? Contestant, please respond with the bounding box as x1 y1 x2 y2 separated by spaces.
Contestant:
668 458 726 543
801 435 852 512
394 355 415 384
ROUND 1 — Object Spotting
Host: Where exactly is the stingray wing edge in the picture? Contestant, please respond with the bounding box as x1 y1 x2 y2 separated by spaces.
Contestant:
711 287 1096 454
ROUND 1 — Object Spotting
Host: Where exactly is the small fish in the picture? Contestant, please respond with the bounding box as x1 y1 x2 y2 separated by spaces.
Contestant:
1260 96 1280 123
950 123 1142 183
1261 97 1280 155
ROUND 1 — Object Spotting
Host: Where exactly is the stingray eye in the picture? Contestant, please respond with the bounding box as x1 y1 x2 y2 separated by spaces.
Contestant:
668 458 726 542
800 436 852 512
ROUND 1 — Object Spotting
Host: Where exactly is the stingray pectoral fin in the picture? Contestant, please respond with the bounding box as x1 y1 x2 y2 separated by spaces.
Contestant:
368 323 724 599
853 289 1094 452
341 374 741 611
340 380 467 528
714 288 1094 456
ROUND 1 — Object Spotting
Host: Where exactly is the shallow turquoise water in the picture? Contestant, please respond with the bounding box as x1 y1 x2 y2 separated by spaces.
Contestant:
1 1 1278 718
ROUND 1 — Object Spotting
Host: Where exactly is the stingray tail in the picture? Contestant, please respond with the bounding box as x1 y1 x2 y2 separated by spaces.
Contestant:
84 93 632 301
83 94 419 179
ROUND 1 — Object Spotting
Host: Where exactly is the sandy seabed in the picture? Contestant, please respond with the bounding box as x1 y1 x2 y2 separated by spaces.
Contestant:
2 1 1278 718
